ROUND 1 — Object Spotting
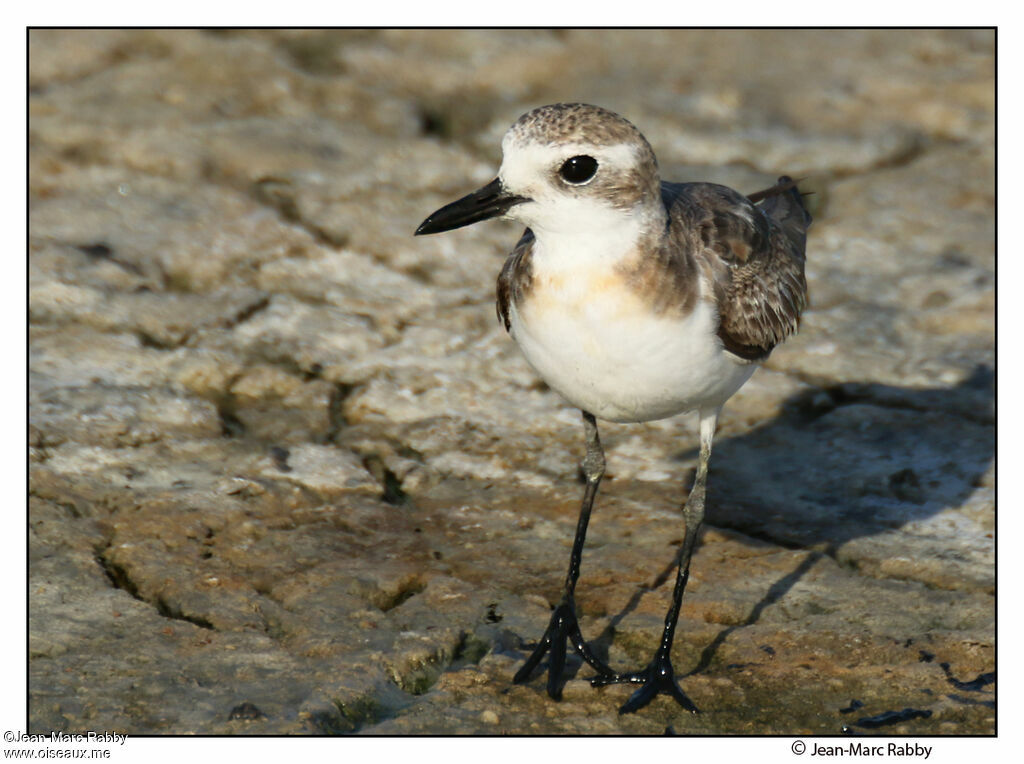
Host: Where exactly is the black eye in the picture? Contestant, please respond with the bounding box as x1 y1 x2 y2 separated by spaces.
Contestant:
558 155 598 185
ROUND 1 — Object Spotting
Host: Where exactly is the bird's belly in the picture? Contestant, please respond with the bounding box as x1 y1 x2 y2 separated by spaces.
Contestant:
508 279 756 423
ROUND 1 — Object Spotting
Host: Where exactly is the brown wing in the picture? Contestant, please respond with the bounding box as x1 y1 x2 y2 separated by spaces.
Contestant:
664 178 810 361
496 229 535 332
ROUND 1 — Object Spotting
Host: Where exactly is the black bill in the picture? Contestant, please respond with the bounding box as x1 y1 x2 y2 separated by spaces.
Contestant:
415 178 527 236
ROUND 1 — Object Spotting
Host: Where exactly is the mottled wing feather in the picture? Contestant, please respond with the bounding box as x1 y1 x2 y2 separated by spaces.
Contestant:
496 229 535 332
663 179 810 361
496 180 809 356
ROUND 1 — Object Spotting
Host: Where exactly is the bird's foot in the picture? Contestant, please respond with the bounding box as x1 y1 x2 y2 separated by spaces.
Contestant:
513 598 615 700
591 649 699 715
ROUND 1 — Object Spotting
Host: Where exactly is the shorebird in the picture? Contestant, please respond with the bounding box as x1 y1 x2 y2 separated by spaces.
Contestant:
415 103 810 714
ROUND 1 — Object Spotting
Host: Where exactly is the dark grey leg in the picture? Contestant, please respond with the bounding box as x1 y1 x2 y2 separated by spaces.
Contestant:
592 408 719 714
514 411 616 699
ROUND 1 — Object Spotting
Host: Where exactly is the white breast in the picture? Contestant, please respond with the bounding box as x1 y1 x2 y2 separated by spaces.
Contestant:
507 255 756 423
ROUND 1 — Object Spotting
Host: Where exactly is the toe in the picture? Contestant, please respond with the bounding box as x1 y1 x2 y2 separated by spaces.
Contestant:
619 680 659 714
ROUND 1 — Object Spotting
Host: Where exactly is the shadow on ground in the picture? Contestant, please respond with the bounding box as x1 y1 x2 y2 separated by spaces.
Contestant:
551 365 994 682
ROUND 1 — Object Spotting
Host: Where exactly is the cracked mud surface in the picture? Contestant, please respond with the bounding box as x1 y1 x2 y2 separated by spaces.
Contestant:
29 30 993 734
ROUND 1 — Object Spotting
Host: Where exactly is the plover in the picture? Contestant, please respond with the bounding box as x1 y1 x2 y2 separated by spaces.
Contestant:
416 103 810 714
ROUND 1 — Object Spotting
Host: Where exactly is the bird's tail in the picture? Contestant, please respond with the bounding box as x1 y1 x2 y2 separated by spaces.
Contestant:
749 176 812 245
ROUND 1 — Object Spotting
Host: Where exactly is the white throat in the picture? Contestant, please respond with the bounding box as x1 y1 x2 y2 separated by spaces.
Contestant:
512 198 666 276
538 209 642 265
497 136 667 271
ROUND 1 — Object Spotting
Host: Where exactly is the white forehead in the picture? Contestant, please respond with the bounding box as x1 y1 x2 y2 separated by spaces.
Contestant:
498 136 641 192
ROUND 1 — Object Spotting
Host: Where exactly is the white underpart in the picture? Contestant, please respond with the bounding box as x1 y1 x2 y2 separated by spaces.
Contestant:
498 136 756 424
507 257 754 423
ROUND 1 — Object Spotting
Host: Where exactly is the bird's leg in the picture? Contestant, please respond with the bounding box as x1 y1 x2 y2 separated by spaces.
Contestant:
514 410 616 699
592 408 719 714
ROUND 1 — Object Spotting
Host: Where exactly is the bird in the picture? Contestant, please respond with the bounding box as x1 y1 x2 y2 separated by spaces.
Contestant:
415 103 810 715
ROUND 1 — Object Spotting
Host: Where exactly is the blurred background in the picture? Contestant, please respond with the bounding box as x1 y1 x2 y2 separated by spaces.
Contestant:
29 30 993 735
